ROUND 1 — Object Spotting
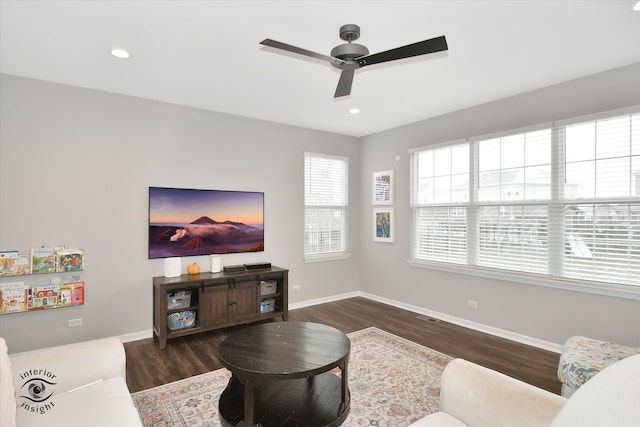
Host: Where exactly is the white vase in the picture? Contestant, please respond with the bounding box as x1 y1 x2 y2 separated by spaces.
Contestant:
163 257 181 277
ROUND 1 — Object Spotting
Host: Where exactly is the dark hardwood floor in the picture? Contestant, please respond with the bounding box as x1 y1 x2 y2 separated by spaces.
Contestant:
124 297 561 394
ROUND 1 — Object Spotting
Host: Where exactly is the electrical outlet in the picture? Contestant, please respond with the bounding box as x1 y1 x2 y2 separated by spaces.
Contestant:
467 299 478 309
68 318 83 327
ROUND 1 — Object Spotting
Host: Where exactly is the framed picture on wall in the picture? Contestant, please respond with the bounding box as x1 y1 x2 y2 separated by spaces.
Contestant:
373 208 394 243
372 170 393 205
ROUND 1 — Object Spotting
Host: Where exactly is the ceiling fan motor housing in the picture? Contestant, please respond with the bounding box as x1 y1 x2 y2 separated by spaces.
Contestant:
331 43 369 61
330 24 369 69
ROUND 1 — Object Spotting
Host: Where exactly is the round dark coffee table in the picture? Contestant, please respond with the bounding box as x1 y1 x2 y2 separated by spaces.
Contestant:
218 321 351 427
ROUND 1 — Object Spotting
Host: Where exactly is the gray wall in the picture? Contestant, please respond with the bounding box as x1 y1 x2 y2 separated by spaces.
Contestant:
360 62 640 348
0 74 361 352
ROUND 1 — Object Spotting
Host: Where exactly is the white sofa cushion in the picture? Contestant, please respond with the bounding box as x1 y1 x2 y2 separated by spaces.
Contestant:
16 377 141 427
410 358 565 427
9 337 127 394
0 337 17 427
550 353 640 427
438 359 565 427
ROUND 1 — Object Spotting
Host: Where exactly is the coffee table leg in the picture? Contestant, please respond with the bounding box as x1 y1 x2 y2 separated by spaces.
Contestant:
341 362 348 405
244 379 255 427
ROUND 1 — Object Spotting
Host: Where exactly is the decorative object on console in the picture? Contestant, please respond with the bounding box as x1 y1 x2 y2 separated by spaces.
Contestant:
163 257 181 278
186 262 200 275
210 255 222 273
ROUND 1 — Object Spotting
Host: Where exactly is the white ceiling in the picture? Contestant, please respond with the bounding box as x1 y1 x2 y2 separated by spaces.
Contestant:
1 1 639 137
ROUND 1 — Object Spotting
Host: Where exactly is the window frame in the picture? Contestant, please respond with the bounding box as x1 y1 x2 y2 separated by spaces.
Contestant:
409 106 640 300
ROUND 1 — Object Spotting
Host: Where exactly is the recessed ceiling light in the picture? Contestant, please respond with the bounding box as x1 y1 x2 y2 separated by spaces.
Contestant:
634 0 640 11
110 48 131 59
349 108 360 114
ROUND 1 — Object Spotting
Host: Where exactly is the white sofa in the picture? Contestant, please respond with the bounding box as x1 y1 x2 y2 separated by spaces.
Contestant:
412 354 640 427
1 336 142 427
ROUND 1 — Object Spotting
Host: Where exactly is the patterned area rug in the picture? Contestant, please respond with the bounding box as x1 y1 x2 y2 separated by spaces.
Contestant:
132 327 452 426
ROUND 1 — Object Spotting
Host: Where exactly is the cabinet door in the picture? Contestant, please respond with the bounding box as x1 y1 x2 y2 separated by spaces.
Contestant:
199 285 229 327
231 281 259 322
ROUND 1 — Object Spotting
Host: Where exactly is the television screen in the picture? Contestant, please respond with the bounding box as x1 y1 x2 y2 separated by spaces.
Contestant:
148 187 264 259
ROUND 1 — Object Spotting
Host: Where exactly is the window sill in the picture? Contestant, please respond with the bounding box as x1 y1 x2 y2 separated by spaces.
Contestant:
408 259 640 300
304 253 351 263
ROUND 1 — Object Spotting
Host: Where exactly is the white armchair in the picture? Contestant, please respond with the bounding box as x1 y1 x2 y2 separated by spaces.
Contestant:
412 354 640 427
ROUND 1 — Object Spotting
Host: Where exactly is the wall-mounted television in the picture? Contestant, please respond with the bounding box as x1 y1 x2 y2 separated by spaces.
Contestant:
148 187 264 259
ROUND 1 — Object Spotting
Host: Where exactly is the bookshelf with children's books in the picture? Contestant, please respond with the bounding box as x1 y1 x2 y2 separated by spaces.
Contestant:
0 246 86 315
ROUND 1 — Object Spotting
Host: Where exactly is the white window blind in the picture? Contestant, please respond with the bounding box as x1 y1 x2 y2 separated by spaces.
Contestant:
412 142 469 264
414 207 467 264
304 153 348 259
559 113 640 285
411 108 640 291
475 128 552 274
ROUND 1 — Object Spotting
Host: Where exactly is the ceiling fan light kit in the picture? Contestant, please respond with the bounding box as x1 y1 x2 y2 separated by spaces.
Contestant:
260 24 448 98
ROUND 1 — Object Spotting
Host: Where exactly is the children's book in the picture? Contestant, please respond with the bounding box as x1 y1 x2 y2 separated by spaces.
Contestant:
57 249 85 272
13 250 32 275
71 281 84 306
0 281 28 313
0 251 18 276
59 281 85 307
31 247 57 274
30 284 59 309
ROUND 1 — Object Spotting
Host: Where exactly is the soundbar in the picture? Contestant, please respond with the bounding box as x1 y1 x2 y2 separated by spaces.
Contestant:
223 265 247 273
244 262 272 270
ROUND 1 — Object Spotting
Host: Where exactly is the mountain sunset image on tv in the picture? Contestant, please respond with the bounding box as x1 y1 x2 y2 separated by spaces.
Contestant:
148 187 264 259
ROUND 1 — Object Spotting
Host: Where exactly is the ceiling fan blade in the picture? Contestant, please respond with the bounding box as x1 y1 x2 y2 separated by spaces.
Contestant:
357 35 448 67
260 39 343 65
334 69 355 98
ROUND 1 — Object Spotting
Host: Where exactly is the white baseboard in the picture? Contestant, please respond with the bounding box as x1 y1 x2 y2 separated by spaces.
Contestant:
122 291 563 353
119 329 153 343
359 292 563 354
288 291 360 310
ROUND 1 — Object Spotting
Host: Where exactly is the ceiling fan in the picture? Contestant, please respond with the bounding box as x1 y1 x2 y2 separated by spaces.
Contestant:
260 24 448 98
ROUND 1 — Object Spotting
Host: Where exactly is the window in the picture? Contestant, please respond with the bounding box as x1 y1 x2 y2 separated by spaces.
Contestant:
304 152 349 261
410 107 640 295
